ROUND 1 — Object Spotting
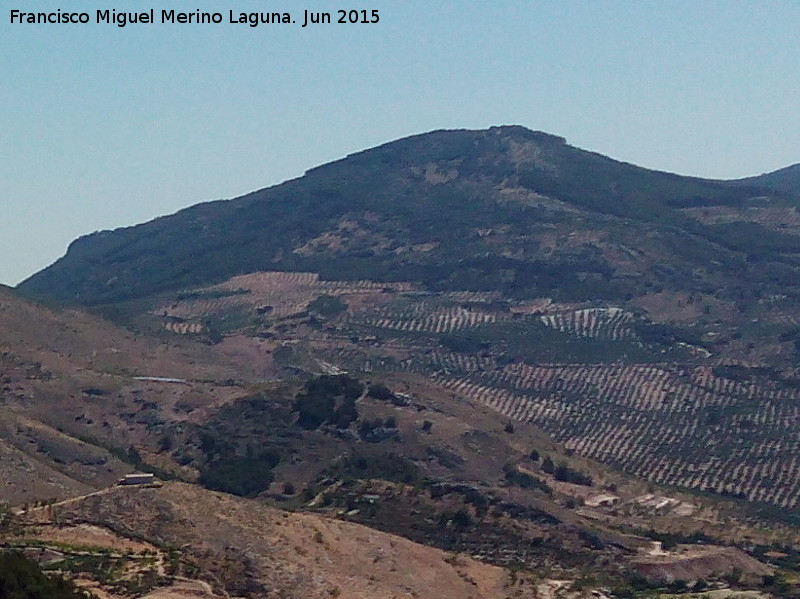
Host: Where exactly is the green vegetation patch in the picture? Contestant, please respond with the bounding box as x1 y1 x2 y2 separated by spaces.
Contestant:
293 374 364 430
174 287 250 301
0 551 92 599
307 294 348 317
199 451 281 497
325 451 420 485
503 463 553 494
441 319 690 364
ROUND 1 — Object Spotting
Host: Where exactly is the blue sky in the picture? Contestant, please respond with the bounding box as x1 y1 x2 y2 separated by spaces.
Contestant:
2 1 799 285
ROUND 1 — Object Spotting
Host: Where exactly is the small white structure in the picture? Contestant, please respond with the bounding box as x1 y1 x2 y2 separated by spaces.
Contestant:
118 473 156 486
584 494 621 508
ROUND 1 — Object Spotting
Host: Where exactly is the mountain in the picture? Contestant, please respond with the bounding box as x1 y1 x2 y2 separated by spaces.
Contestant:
16 125 800 508
18 126 800 310
734 163 800 196
9 128 800 597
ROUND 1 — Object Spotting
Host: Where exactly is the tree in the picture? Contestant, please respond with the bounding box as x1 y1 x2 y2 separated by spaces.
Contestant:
0 551 92 599
554 463 593 486
158 434 174 453
199 451 280 497
367 383 394 401
293 375 364 430
307 294 347 317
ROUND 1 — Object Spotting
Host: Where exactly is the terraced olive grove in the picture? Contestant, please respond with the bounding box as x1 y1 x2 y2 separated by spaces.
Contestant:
135 267 800 513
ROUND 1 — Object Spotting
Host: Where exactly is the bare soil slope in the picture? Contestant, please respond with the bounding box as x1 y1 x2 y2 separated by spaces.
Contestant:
0 287 281 502
41 482 539 599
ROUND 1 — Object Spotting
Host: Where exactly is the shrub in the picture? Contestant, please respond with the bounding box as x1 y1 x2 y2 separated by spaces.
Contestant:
158 435 173 453
440 333 490 353
451 509 473 527
503 463 553 494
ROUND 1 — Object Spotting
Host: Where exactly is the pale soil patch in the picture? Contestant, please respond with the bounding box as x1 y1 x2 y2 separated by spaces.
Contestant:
660 591 768 599
632 544 772 584
141 580 229 599
0 437 92 505
535 579 611 599
630 291 734 325
29 523 157 553
683 205 800 236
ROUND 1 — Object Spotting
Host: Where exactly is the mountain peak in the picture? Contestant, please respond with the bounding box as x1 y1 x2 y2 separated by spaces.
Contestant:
17 127 796 307
487 124 567 143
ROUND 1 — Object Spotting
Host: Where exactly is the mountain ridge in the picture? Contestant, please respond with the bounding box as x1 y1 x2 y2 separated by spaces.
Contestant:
734 162 800 196
17 125 800 309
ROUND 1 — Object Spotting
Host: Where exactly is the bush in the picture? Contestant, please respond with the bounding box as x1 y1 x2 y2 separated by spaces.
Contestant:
451 509 473 527
158 435 173 453
440 333 490 354
358 418 381 438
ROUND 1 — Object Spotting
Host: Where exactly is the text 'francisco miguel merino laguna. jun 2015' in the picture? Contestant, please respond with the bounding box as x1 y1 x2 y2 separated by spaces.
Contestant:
8 8 381 28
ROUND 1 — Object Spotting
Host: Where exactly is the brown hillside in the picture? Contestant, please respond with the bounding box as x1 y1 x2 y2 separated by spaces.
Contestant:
35 482 541 599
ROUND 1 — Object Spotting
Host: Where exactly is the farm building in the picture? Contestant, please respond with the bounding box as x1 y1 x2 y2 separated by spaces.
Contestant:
117 473 156 486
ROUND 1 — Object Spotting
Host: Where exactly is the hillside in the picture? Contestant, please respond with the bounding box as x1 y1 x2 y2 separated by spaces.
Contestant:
735 163 800 196
0 285 282 503
16 482 547 599
16 128 800 510
4 286 798 597
8 129 800 597
13 128 800 508
18 126 800 310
